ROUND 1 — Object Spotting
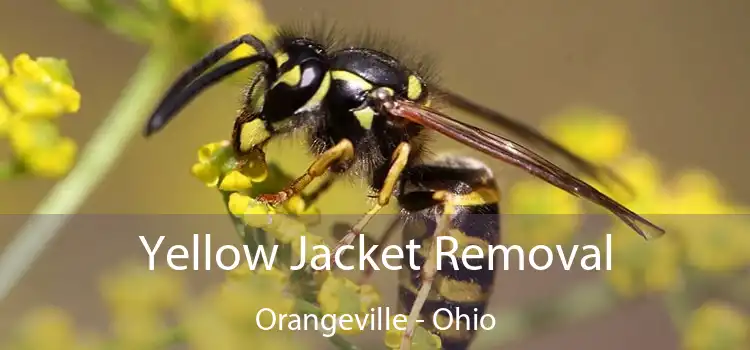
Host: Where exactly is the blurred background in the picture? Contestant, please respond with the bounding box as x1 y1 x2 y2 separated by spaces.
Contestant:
1 0 748 349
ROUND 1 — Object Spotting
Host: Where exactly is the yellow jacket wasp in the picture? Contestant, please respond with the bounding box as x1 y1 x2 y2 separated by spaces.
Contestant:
144 24 665 350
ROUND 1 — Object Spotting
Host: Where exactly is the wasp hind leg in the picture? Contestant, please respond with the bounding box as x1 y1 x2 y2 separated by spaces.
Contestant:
397 155 501 350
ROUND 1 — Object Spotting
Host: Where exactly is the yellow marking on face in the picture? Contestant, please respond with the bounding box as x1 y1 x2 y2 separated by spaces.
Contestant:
450 187 501 206
436 278 486 303
239 119 270 152
353 107 376 129
331 70 373 90
407 75 423 100
299 73 331 111
274 52 289 67
273 65 301 88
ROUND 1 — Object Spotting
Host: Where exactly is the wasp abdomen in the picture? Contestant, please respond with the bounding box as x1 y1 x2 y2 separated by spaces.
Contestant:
398 156 500 350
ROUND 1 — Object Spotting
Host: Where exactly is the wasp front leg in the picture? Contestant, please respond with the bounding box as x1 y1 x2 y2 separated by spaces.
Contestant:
256 139 355 205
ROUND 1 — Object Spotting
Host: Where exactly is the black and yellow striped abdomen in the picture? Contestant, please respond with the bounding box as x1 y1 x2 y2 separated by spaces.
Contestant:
397 158 501 350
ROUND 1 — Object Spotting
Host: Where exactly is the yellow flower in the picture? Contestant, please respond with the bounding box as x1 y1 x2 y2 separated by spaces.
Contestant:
17 307 77 350
683 301 748 350
679 214 750 272
384 315 442 350
217 0 277 60
603 227 682 297
111 313 166 349
0 98 12 135
0 53 8 84
7 118 78 177
190 141 267 189
317 275 382 334
543 107 631 164
169 0 225 22
191 162 220 187
214 270 295 326
4 54 80 118
219 170 253 191
505 180 582 248
666 169 732 214
101 263 185 318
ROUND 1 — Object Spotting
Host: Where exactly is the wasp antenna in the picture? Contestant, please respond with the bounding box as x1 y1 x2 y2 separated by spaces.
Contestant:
144 34 277 137
144 56 271 136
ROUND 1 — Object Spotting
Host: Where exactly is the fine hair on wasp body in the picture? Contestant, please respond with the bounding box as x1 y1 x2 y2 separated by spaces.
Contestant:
144 22 666 350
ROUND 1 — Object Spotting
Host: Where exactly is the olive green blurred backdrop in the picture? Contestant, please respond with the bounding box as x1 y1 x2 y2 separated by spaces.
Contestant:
1 0 749 349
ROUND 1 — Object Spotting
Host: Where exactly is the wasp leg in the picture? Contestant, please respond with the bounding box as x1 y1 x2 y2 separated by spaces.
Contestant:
302 173 339 208
257 139 354 205
330 142 411 263
401 192 455 350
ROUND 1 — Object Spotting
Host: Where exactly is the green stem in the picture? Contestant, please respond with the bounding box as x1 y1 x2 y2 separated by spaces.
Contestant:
0 49 174 301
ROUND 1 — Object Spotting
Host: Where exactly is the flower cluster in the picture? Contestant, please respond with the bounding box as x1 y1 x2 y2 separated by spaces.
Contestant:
0 53 80 179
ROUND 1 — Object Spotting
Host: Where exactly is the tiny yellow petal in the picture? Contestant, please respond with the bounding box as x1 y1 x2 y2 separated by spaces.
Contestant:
227 193 251 216
12 53 50 81
24 137 77 177
8 118 60 155
197 141 226 163
242 202 275 227
190 162 220 187
283 195 306 215
3 76 66 118
219 170 253 191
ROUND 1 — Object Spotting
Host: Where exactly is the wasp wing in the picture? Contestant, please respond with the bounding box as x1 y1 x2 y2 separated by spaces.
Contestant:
434 88 634 197
384 98 665 239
